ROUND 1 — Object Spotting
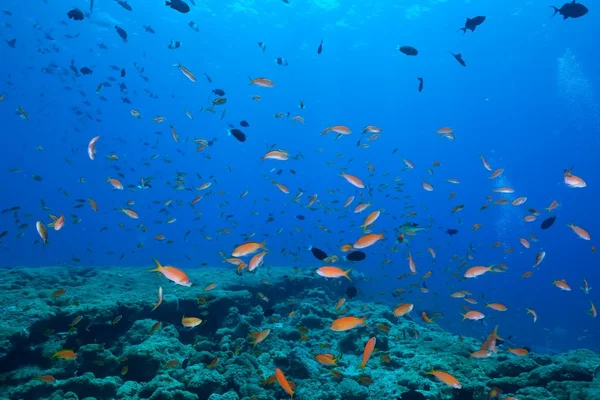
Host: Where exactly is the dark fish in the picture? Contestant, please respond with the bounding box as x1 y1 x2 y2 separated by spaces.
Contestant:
115 25 128 43
458 16 486 34
143 25 155 33
182 359 189 369
263 308 275 317
213 89 225 96
276 169 282 175
309 246 327 261
258 42 266 52
417 77 423 92
398 46 418 56
67 8 84 20
346 286 358 299
317 39 323 55
446 228 459 236
115 0 133 11
6 39 16 48
541 215 556 230
550 1 588 19
282 0 290 3
296 215 305 220
80 67 93 75
189 21 200 32
166 0 190 13
451 52 466 67
227 129 246 142
275 57 288 66
345 251 366 262
168 39 181 49
240 120 249 127
204 73 212 83
120 68 126 77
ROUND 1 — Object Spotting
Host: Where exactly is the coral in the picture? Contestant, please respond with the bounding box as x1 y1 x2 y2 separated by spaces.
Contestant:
1 266 599 400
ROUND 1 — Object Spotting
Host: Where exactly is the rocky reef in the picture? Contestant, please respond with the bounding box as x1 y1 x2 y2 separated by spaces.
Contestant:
0 265 599 400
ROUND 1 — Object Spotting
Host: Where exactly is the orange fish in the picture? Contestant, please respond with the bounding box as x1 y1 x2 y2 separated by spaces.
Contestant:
567 223 591 240
553 279 571 291
317 266 351 281
489 169 504 179
486 303 507 312
508 348 529 356
407 252 416 274
52 349 76 360
251 329 271 346
181 316 202 328
275 368 294 398
340 173 365 189
330 316 367 332
470 349 492 359
107 177 124 190
427 369 461 389
563 168 586 188
232 241 267 257
150 258 191 287
464 266 493 278
249 251 268 272
358 337 376 370
36 375 56 383
393 303 413 318
462 311 485 321
353 233 384 249
421 312 435 324
249 77 275 88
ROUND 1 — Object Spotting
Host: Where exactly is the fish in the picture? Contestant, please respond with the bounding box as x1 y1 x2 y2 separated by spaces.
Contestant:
149 259 192 287
309 246 328 261
67 8 84 20
446 228 459 236
115 26 128 43
458 16 486 34
317 39 323 54
398 46 418 56
451 52 466 67
550 1 588 19
227 129 246 142
344 251 366 262
540 215 556 230
417 77 423 92
166 0 191 13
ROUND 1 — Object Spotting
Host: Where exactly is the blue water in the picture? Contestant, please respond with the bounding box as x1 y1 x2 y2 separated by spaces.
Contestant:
1 0 598 354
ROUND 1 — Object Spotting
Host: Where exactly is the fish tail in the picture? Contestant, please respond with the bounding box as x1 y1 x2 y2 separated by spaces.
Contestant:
149 258 163 272
461 314 466 322
344 269 352 281
248 76 254 85
457 27 467 35
549 6 559 18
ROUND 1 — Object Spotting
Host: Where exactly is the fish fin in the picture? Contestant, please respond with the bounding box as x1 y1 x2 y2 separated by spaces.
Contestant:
149 258 162 272
549 6 559 18
457 27 466 35
344 269 352 281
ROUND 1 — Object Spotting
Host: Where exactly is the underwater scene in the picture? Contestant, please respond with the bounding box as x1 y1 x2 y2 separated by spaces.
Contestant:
1 0 599 399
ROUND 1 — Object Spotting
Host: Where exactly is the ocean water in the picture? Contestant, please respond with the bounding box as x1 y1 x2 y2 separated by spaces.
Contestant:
1 0 599 388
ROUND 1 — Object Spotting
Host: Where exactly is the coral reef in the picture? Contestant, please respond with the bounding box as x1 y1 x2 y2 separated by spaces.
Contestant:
0 266 598 399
